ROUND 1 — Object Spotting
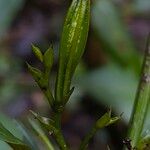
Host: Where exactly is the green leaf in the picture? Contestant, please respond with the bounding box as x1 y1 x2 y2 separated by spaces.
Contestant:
79 110 120 150
15 121 38 150
96 113 110 129
0 122 30 150
0 140 11 150
27 63 54 105
63 87 75 105
30 110 55 132
26 63 42 82
96 110 120 129
108 117 120 126
43 47 54 71
31 44 43 62
30 111 67 150
29 118 54 150
55 0 90 104
0 113 25 150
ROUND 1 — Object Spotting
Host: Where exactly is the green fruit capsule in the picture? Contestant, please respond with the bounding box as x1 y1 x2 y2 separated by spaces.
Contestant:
55 0 90 103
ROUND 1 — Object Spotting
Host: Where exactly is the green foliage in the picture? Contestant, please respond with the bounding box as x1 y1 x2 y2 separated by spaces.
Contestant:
26 0 119 149
96 110 120 129
27 55 54 106
0 122 30 150
78 39 150 148
79 110 120 150
29 119 54 150
0 113 34 150
14 121 38 150
26 0 92 149
1 0 149 149
30 110 55 132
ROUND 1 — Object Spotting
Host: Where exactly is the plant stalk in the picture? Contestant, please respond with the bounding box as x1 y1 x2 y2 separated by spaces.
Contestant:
79 126 97 150
53 112 68 150
128 36 150 147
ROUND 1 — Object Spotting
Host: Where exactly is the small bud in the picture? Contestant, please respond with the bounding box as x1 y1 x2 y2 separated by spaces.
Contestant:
30 110 54 125
31 44 43 62
96 110 120 129
30 110 55 131
26 62 42 81
96 113 110 129
43 47 54 71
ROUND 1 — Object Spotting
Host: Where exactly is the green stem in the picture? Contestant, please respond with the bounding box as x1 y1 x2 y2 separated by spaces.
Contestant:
128 36 150 147
42 70 54 106
41 135 54 150
42 88 54 106
79 126 97 150
53 113 68 150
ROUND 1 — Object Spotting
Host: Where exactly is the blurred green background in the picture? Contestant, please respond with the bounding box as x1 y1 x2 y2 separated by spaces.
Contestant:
0 0 150 149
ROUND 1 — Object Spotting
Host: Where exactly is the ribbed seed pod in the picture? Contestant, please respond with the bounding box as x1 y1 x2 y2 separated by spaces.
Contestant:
55 0 90 104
